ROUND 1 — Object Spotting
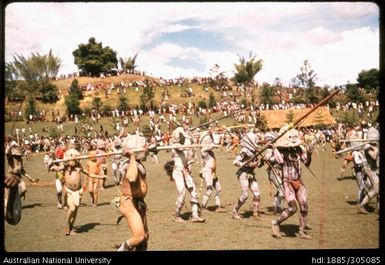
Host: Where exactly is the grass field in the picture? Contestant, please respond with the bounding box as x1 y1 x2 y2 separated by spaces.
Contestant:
3 142 380 252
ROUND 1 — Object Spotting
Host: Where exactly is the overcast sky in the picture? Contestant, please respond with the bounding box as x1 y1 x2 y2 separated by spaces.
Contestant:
5 2 379 87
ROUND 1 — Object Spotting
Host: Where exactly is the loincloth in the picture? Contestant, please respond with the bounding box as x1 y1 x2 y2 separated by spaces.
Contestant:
285 179 302 192
65 186 82 206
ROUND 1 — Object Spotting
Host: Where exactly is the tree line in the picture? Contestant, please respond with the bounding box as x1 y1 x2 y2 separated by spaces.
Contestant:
5 36 380 120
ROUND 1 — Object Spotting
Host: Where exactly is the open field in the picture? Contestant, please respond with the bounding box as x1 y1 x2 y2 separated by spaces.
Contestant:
3 143 380 252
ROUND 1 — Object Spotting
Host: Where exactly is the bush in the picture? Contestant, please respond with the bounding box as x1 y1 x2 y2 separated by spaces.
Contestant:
198 100 207 109
102 104 112 115
38 80 60 103
142 124 152 137
49 127 61 138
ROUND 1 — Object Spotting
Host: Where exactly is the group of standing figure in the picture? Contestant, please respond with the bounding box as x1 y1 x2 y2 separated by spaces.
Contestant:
4 120 380 250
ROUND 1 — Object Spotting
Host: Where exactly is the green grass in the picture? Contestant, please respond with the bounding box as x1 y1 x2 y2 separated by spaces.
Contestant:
4 143 379 251
4 113 240 139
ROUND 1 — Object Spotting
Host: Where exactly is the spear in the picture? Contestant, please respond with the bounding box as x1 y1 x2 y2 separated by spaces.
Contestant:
242 89 341 167
335 142 368 155
52 144 222 163
190 107 251 130
340 138 379 143
11 173 39 184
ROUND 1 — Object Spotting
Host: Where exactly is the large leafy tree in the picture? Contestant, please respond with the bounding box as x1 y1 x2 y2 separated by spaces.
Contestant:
346 83 364 103
357 68 379 91
5 50 61 112
73 37 118 77
260 82 276 105
232 52 263 86
5 62 25 102
119 53 138 73
38 80 60 103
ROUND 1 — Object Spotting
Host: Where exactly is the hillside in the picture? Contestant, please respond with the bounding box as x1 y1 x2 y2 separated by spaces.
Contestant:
5 74 230 114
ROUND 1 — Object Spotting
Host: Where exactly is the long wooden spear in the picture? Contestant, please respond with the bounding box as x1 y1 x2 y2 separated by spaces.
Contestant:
335 142 369 155
52 144 221 163
340 138 379 143
242 89 341 167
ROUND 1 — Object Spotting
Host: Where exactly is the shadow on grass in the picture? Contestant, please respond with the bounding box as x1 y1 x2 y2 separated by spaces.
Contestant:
22 203 42 209
97 202 110 207
180 212 192 220
337 176 355 181
104 184 117 189
242 210 266 218
75 222 101 233
280 224 299 237
346 200 358 205
264 206 284 216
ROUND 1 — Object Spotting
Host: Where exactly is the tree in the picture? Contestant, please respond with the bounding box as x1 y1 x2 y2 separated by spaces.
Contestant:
11 50 62 82
5 62 25 102
232 52 263 89
92 97 103 113
117 95 129 112
65 95 81 117
38 80 60 103
273 78 283 88
291 88 306 104
198 100 207 109
357 68 379 91
119 53 138 73
25 97 38 119
260 82 276 105
73 37 118 77
6 51 62 113
295 60 317 90
346 83 364 103
208 93 217 109
209 64 228 89
68 79 84 100
295 60 318 103
140 80 155 111
340 111 359 127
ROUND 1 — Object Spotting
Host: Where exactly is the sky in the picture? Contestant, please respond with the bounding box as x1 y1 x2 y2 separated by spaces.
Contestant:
4 2 379 87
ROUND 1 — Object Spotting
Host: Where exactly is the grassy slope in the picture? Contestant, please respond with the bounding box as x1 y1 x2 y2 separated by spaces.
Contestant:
5 74 227 115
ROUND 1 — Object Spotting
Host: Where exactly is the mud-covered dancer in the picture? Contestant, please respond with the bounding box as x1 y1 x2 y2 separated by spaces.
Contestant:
199 124 226 213
232 131 263 219
271 126 314 239
263 130 284 214
169 123 205 223
357 126 379 214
